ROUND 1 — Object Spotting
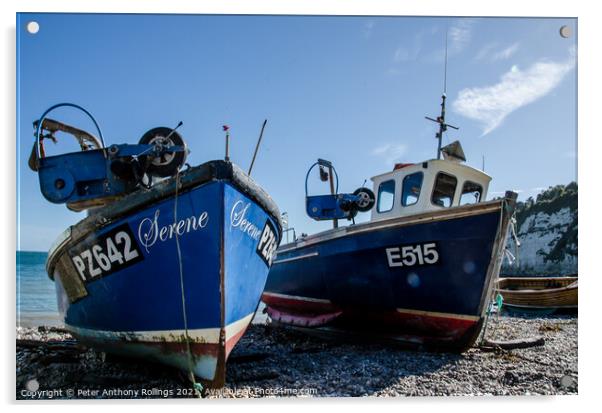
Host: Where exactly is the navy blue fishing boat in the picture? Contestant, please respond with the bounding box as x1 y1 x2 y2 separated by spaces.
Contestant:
31 104 281 387
262 96 517 351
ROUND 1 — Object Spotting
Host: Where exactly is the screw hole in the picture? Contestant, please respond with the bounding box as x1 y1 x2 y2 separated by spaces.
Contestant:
26 21 40 34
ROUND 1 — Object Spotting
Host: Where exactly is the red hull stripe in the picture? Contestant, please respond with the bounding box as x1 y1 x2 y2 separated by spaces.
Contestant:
225 327 248 358
262 293 481 339
395 308 479 321
262 292 339 313
74 335 221 358
267 306 342 327
263 292 478 322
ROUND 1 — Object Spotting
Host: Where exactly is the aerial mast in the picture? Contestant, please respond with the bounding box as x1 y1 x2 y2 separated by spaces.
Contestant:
425 27 459 159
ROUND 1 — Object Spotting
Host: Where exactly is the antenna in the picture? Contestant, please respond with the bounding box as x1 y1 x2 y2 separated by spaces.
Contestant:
248 119 268 176
443 28 448 94
425 25 459 159
222 125 230 161
164 121 183 142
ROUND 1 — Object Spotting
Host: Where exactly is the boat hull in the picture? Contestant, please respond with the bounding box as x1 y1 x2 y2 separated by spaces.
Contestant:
47 161 281 387
263 199 514 351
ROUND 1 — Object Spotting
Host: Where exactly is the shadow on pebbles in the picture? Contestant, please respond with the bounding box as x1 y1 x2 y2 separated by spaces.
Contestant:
16 314 577 399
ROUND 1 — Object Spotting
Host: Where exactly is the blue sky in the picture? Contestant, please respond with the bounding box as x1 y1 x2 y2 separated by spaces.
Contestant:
16 14 577 251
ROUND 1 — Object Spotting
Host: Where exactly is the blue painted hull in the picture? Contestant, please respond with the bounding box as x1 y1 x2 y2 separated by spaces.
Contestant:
263 201 512 350
47 162 281 387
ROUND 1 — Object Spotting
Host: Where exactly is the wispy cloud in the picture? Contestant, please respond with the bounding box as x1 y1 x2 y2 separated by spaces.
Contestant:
391 27 432 63
452 52 575 136
474 43 497 61
393 47 416 63
475 42 520 62
389 20 473 72
448 19 474 54
422 19 474 63
372 143 407 165
362 20 375 39
492 43 520 61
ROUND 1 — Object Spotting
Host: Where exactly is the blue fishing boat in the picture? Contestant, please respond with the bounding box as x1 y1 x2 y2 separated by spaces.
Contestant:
262 96 517 351
30 104 281 387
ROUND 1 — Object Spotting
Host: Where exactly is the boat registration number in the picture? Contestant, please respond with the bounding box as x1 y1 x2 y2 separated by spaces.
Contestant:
257 220 278 267
69 224 144 282
386 242 440 268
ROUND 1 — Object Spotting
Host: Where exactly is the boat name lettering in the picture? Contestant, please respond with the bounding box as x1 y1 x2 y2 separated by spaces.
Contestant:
69 224 144 283
386 242 440 268
256 219 278 267
230 200 262 240
137 209 209 253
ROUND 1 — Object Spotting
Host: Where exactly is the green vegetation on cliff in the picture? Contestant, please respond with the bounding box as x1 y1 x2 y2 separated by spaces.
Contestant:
514 182 577 264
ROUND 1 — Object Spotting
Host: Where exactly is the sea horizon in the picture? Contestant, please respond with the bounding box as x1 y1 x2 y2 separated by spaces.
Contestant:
16 250 60 328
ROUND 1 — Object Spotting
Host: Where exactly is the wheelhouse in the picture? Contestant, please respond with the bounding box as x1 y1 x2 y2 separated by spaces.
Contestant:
370 159 491 222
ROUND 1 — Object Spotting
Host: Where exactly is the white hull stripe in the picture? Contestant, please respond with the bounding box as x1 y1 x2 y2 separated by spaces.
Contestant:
396 308 479 321
66 313 255 345
262 292 332 304
225 313 254 341
273 252 319 265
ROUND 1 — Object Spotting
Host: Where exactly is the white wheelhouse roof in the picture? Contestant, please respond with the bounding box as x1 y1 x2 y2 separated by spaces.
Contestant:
370 159 492 222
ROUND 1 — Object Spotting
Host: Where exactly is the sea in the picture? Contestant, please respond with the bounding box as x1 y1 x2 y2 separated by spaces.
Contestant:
16 251 61 327
16 250 268 328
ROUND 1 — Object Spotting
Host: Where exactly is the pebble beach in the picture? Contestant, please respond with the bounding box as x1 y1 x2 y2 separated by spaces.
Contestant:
16 312 577 399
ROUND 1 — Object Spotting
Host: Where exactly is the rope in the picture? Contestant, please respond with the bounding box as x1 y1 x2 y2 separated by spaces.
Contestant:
173 171 204 398
478 205 506 346
510 216 520 267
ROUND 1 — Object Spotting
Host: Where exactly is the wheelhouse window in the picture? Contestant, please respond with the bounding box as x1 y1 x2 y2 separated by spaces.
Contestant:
431 172 457 208
459 181 483 205
377 180 395 212
401 172 423 206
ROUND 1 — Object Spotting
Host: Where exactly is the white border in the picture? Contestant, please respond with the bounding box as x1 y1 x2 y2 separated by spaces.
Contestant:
4 1 598 411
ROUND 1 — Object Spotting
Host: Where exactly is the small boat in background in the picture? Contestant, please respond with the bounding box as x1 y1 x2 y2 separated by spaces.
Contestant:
31 103 281 388
495 276 578 314
262 95 518 352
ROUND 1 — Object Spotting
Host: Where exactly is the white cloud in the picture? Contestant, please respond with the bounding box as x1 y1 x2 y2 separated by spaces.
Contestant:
475 42 520 62
371 143 407 165
492 43 520 61
448 19 474 54
393 46 419 63
392 28 430 63
362 20 374 38
474 43 498 61
421 19 473 63
452 53 575 136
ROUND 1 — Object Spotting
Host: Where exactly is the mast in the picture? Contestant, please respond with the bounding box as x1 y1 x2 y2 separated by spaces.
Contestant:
425 26 458 159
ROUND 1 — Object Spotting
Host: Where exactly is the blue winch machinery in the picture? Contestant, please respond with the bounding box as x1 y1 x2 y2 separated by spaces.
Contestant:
305 158 375 224
28 103 188 211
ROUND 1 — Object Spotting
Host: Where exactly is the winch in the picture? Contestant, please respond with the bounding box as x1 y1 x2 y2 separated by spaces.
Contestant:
28 103 188 211
305 158 375 222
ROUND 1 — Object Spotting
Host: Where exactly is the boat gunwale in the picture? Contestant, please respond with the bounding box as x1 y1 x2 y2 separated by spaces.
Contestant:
502 303 577 310
46 160 282 278
497 285 577 294
276 198 505 255
496 277 578 292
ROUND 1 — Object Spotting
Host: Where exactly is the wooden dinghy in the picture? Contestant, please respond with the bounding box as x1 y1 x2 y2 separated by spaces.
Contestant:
495 276 578 312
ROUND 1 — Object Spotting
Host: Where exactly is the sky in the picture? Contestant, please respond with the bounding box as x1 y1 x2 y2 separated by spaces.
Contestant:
16 13 577 251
